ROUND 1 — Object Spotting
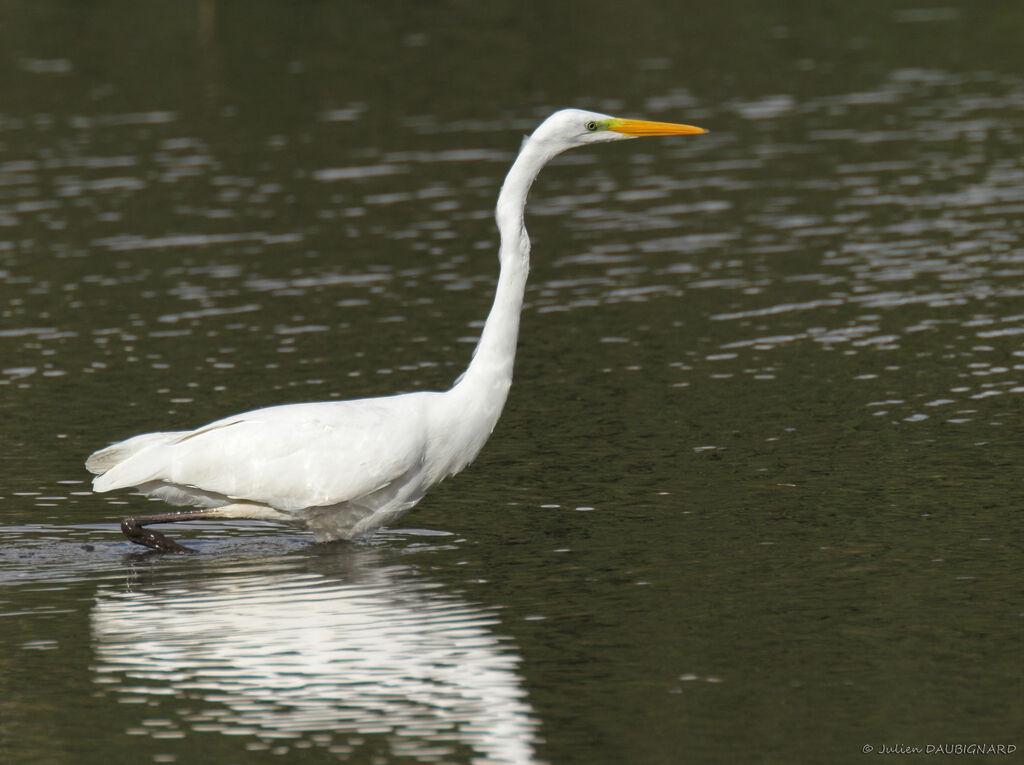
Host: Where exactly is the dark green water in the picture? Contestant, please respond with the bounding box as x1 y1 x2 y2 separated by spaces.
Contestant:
1 2 1021 763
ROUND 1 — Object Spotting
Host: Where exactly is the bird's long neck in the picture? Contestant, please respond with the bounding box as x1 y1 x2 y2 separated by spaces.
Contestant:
451 137 555 412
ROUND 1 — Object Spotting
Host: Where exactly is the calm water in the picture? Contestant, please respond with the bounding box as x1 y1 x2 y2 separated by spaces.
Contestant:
2 2 1022 763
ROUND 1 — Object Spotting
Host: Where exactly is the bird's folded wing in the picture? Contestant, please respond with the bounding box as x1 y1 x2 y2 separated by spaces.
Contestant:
90 399 428 511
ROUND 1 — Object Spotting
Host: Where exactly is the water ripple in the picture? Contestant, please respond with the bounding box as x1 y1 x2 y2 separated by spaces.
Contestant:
92 563 540 763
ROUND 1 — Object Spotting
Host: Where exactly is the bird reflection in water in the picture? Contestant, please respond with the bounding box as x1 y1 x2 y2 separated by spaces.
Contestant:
90 550 541 763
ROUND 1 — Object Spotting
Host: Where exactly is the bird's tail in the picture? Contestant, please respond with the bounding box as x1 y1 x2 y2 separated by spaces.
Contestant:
85 431 185 476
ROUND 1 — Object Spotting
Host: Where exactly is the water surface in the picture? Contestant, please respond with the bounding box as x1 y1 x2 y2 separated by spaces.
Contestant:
1 2 1021 763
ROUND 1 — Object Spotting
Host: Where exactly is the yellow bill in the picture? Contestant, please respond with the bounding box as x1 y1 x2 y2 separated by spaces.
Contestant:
607 118 707 136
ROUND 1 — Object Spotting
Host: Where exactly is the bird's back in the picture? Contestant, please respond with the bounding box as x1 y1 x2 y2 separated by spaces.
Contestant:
88 393 446 515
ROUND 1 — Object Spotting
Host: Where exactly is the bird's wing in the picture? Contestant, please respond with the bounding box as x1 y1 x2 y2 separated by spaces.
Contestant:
90 396 434 511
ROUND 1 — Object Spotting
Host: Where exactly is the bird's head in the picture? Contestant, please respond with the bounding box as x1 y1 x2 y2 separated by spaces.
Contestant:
528 108 707 154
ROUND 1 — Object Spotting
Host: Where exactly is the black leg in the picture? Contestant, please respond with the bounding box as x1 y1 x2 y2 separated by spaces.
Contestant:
120 509 213 553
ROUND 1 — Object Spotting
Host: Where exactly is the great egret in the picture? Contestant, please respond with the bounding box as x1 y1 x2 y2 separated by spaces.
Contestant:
86 109 707 552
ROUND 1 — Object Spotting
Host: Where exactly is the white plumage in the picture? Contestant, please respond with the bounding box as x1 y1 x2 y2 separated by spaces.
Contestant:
86 109 706 550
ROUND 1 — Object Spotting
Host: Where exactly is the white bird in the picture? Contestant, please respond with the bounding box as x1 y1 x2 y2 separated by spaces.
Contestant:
86 109 707 552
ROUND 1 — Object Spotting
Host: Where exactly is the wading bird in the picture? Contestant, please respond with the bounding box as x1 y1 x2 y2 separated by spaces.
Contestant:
87 109 707 552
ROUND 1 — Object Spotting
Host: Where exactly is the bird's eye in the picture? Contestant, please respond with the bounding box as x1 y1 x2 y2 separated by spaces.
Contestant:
585 121 598 132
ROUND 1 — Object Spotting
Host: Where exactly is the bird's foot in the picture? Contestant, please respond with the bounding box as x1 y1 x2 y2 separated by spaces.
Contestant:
121 516 195 554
